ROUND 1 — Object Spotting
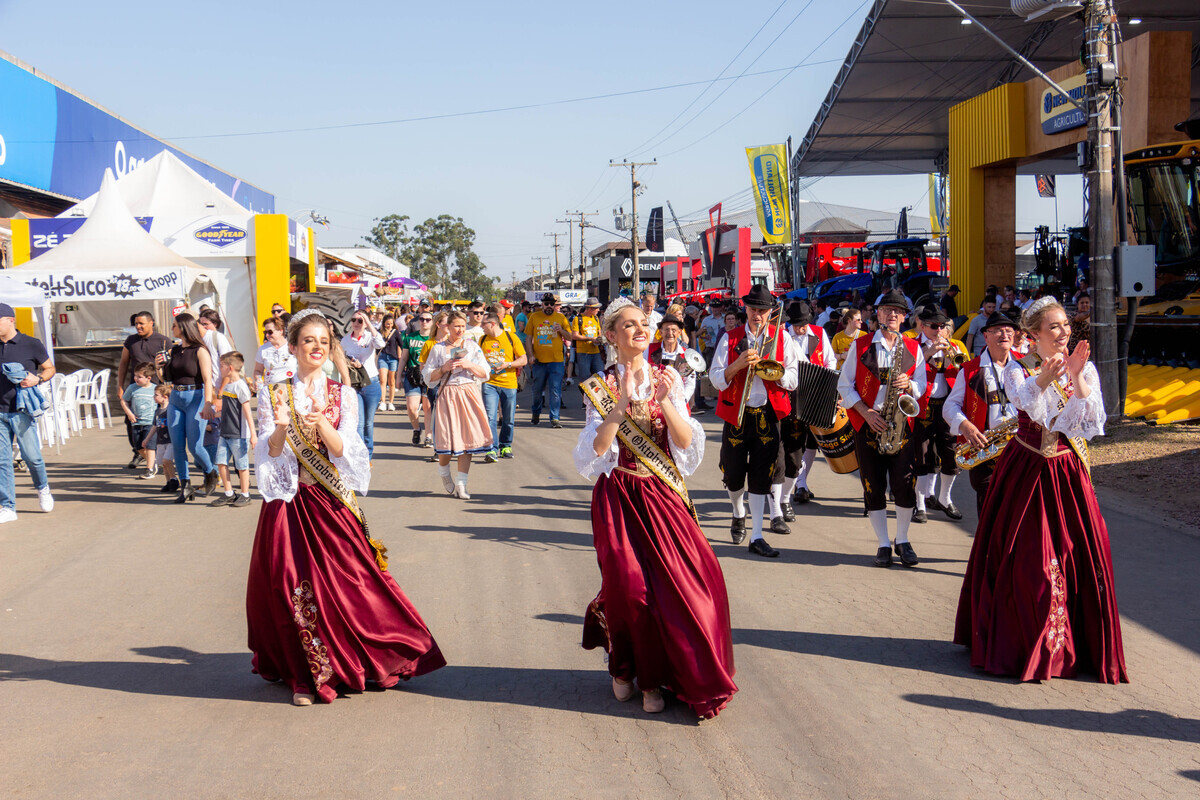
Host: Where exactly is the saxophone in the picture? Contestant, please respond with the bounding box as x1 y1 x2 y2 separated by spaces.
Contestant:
876 348 920 455
954 416 1018 469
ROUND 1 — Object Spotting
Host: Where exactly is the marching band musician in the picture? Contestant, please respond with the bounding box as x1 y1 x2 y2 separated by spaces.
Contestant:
912 306 970 523
777 301 837 521
647 314 696 403
710 285 801 559
942 311 1020 515
837 290 927 568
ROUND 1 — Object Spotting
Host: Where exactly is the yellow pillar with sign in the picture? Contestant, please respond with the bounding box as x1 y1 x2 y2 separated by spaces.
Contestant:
253 214 291 325
307 227 316 296
7 218 36 334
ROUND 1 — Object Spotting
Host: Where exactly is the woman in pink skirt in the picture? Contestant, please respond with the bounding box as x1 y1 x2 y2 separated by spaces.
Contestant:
421 310 493 499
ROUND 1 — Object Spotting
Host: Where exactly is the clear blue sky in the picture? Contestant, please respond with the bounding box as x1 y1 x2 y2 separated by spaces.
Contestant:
2 0 1080 282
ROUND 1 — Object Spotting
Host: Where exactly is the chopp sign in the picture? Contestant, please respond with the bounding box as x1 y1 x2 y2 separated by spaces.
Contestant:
19 268 186 301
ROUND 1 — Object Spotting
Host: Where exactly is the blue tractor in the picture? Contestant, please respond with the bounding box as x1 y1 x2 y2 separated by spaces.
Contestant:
810 238 940 308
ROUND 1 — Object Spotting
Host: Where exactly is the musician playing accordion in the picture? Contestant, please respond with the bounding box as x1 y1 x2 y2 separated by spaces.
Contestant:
912 306 970 523
942 311 1021 515
710 286 801 559
777 302 837 521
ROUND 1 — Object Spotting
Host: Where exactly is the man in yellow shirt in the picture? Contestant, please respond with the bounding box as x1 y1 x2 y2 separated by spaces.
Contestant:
567 297 605 381
524 292 571 427
480 313 528 461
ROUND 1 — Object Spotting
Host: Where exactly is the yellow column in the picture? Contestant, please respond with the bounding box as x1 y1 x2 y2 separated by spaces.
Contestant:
253 214 291 326
306 227 316 297
9 219 36 334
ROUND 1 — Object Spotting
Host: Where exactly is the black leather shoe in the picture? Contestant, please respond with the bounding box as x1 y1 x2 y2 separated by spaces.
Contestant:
793 487 813 505
174 484 196 504
531 414 540 426
941 502 963 520
780 502 795 522
912 508 928 524
748 538 780 558
894 541 919 567
874 546 893 567
862 505 869 517
769 516 791 535
925 496 943 512
730 517 747 545
160 479 179 493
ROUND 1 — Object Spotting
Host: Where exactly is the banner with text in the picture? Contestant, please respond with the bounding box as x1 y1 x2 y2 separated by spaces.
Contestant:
745 144 791 245
15 268 188 302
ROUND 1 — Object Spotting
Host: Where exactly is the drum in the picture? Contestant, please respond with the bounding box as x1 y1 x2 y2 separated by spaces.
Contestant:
810 407 858 474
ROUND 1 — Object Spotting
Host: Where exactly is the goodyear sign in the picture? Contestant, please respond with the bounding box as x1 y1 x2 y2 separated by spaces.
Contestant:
746 144 791 245
1040 73 1087 135
194 221 247 249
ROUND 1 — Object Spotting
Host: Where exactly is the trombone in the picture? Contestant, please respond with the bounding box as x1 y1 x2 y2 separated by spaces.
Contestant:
735 304 786 427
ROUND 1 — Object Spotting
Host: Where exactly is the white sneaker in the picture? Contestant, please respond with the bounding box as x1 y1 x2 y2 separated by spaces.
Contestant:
38 487 54 513
387 402 396 411
0 508 17 523
377 401 386 411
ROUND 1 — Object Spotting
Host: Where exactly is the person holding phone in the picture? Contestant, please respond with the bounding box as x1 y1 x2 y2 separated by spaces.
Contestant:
341 312 386 459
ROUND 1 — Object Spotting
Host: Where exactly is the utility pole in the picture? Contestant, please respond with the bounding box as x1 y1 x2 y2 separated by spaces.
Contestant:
544 232 562 288
565 210 598 291
610 159 655 295
531 256 549 291
1084 0 1120 418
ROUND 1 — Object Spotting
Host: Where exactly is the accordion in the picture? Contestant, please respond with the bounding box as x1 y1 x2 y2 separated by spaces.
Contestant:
792 361 841 428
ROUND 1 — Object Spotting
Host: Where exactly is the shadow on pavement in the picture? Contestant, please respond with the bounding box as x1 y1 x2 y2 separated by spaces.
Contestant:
904 694 1200 743
1179 770 1200 782
0 646 277 703
733 628 981 679
408 524 592 551
709 543 965 577
536 612 586 625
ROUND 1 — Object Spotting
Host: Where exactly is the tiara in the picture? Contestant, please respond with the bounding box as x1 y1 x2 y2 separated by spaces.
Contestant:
286 308 326 337
601 296 636 329
1021 295 1059 329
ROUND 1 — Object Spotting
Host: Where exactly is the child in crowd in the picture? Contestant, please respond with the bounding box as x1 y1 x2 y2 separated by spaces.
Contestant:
212 352 256 508
121 363 158 479
150 384 178 493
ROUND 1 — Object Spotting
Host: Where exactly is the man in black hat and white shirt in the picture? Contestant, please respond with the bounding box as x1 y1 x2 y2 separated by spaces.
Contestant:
777 301 837 519
838 290 926 567
911 306 968 522
710 285 801 558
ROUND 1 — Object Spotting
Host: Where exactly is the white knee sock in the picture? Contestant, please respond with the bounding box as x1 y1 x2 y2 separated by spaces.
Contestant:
868 509 890 548
895 510 913 545
728 489 746 519
781 475 798 500
769 483 783 518
937 474 957 507
797 450 817 489
748 493 767 542
917 474 935 500
437 464 451 478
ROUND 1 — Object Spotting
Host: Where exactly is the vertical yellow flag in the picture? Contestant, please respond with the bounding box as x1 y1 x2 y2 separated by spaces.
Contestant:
746 145 791 245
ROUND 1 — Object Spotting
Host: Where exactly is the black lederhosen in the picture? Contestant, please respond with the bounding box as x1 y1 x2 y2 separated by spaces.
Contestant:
854 425 917 511
914 397 960 477
720 404 782 495
968 459 996 516
779 416 818 479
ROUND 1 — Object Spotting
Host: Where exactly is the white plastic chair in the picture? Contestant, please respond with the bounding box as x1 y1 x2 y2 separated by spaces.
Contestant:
36 383 61 448
78 369 113 430
54 373 82 435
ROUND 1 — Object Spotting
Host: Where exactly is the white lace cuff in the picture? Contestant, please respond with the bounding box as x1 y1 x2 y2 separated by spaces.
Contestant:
666 375 705 476
573 402 619 480
1050 363 1106 440
254 390 300 502
1010 368 1052 425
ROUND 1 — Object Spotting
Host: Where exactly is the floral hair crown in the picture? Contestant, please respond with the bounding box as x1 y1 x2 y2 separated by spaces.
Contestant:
601 296 636 330
1020 295 1060 329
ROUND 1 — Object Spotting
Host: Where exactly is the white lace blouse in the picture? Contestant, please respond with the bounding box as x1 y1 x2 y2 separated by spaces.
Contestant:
573 364 706 481
1005 359 1105 441
254 377 372 502
421 339 489 387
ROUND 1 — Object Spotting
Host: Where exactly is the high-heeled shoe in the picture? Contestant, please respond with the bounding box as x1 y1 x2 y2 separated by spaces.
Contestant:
174 483 196 504
201 470 219 497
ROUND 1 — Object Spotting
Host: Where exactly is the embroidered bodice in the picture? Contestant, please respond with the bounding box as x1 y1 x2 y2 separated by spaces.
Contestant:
254 376 371 502
573 362 705 481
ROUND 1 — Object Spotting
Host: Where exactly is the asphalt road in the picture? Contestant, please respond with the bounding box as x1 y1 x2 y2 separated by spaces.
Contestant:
3 393 1199 799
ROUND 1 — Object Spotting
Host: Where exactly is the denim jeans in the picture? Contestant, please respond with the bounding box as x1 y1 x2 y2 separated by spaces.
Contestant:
528 361 564 421
481 383 516 449
0 410 49 511
167 388 214 483
574 352 606 382
356 378 381 458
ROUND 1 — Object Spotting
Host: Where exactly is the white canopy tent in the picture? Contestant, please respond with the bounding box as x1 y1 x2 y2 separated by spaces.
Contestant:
9 169 213 347
0 274 65 451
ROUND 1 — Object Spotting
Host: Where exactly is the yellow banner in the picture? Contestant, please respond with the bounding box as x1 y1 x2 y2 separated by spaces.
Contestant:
746 144 791 245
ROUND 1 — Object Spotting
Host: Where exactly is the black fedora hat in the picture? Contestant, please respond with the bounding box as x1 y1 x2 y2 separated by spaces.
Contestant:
786 301 812 325
876 289 908 311
742 284 777 309
979 311 1018 332
917 305 949 326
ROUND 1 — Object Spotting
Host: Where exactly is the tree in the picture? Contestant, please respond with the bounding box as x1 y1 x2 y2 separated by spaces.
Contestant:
367 213 494 300
363 214 412 263
453 251 496 301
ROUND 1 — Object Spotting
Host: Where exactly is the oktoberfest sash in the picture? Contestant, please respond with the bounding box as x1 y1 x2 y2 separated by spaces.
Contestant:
579 372 698 522
274 382 390 570
1020 356 1090 472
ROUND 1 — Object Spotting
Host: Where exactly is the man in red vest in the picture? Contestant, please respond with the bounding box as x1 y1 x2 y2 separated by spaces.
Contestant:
837 290 927 568
710 286 800 558
942 311 1020 515
912 306 969 523
777 301 837 520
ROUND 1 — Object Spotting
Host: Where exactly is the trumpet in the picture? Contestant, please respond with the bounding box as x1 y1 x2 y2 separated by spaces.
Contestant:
928 339 967 369
735 304 785 427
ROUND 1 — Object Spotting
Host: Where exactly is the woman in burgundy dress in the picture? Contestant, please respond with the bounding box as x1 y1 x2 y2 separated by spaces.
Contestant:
954 297 1127 683
574 298 737 718
248 310 445 705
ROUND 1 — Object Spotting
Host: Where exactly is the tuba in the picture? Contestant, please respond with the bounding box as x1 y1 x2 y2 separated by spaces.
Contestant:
735 305 785 427
876 345 920 455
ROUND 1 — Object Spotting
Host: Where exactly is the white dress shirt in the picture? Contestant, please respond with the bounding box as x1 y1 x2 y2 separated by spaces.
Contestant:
789 323 837 369
943 349 1018 434
710 325 801 408
838 329 927 413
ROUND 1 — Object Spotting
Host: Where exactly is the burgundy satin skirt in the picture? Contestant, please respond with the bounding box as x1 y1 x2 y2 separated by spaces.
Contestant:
247 483 446 702
583 467 738 718
954 434 1128 683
